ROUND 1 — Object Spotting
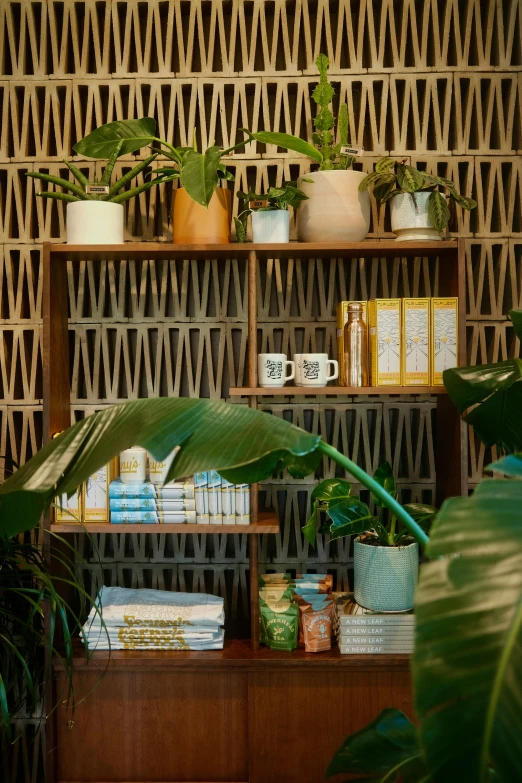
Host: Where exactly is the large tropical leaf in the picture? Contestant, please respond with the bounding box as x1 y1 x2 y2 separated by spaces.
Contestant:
326 709 426 780
371 462 396 506
443 358 522 452
248 131 323 163
73 118 157 158
180 146 224 207
0 398 321 538
412 483 522 782
327 498 375 541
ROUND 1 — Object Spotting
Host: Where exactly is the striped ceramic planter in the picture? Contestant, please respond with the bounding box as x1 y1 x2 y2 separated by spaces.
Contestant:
354 538 419 612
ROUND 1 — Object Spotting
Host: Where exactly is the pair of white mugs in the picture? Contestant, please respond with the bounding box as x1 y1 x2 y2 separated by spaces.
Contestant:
258 353 339 388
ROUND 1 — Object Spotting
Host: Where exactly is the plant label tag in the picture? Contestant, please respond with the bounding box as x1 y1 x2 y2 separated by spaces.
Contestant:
86 184 110 195
249 198 269 209
340 146 364 157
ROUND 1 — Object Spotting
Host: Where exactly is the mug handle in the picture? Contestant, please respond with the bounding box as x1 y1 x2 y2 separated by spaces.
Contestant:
285 360 295 381
326 359 339 382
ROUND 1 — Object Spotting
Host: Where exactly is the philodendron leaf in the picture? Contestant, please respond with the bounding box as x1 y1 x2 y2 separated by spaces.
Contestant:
414 483 522 782
73 118 157 158
371 462 396 506
0 398 322 537
327 498 374 540
326 709 423 778
396 164 425 192
180 146 223 207
509 308 522 341
311 478 352 502
302 499 319 546
248 131 323 163
427 190 450 230
443 359 522 452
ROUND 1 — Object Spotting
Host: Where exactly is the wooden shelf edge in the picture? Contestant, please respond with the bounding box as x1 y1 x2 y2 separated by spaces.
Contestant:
49 510 279 534
230 386 447 396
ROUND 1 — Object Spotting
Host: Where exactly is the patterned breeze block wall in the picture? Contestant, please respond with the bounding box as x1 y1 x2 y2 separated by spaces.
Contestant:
1 2 521 774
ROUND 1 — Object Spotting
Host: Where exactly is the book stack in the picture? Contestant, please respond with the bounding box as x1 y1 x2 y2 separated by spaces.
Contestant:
335 594 414 654
194 471 250 525
109 478 197 524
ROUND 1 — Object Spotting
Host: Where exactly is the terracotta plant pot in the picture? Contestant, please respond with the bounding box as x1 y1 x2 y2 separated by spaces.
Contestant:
297 170 370 242
173 187 232 244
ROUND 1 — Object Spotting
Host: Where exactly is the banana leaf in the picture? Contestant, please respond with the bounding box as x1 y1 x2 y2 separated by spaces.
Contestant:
0 398 321 538
412 482 522 782
73 118 157 158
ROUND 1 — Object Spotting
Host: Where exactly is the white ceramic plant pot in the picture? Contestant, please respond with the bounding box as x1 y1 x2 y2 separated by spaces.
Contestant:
390 192 442 241
297 170 370 242
251 210 290 243
354 538 419 612
66 201 124 244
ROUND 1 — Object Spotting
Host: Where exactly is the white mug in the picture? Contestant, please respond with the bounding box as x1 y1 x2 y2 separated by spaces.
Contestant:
119 447 148 484
148 447 179 485
294 354 339 387
258 353 295 388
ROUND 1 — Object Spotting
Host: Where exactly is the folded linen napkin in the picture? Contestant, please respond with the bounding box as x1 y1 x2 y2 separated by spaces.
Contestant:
84 586 225 630
85 628 224 651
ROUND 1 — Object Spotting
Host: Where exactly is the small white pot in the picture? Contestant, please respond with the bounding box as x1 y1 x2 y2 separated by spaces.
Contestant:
251 210 290 243
390 191 442 242
297 170 370 242
66 201 124 244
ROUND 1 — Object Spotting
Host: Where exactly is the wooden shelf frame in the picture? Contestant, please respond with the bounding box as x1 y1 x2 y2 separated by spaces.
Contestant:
230 385 448 396
50 511 278 534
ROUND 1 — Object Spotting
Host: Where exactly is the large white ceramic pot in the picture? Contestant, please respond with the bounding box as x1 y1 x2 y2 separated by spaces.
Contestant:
66 201 124 244
354 538 419 612
251 210 290 243
297 170 370 242
390 191 442 241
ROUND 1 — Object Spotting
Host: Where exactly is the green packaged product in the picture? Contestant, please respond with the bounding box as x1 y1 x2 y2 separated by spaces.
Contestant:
258 573 291 587
259 585 295 603
259 598 299 651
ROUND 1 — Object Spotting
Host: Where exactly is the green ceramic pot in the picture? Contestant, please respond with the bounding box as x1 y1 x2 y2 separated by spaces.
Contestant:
353 538 419 612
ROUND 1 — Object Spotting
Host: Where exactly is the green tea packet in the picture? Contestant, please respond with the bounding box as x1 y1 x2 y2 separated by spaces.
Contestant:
259 597 299 651
258 585 295 644
258 573 291 587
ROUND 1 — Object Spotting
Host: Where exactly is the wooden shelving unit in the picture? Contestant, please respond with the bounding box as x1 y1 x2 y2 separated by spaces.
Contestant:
51 510 279 534
230 385 448 396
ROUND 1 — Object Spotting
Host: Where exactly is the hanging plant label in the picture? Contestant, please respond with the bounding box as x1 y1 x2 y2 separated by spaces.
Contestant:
340 146 364 157
86 184 110 195
249 198 269 209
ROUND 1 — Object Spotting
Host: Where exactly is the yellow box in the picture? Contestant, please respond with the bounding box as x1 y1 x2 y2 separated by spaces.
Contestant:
55 488 83 523
83 457 119 522
368 299 402 386
336 301 367 384
402 298 431 386
431 298 459 385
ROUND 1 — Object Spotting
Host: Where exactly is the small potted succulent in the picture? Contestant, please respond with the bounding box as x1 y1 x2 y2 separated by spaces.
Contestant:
303 462 437 612
243 54 370 243
75 119 252 244
234 182 309 243
358 158 477 241
27 139 158 244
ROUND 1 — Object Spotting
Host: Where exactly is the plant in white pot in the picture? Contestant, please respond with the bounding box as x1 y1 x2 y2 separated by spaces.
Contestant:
234 182 309 243
27 138 158 244
302 462 437 612
358 157 477 241
242 54 370 243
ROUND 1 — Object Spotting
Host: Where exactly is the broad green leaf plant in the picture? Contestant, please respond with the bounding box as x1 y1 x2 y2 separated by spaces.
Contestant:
27 139 158 204
358 157 477 230
234 182 309 242
74 119 252 208
302 462 437 547
243 53 356 170
443 309 522 453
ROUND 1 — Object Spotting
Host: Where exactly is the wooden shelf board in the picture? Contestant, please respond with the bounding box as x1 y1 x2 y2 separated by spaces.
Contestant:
57 637 410 671
48 240 458 261
50 510 279 534
230 385 446 396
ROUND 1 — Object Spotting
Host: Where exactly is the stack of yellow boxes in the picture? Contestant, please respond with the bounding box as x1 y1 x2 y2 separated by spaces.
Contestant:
336 298 458 387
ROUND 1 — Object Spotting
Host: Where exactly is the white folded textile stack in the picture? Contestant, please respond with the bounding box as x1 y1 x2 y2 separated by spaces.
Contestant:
82 586 225 650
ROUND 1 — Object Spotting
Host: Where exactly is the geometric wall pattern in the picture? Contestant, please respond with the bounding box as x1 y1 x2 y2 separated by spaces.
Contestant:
1 2 521 777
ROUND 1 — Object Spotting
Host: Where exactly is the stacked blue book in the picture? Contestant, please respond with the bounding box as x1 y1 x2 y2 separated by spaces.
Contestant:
109 478 196 524
335 594 414 654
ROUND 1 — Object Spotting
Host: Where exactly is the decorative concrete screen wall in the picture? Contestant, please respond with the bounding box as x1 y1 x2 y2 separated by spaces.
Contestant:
1 2 521 775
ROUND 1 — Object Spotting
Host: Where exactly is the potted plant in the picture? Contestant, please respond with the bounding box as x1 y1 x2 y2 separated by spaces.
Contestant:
74 119 252 244
243 54 370 243
234 182 309 243
27 140 158 244
302 462 437 612
358 157 477 241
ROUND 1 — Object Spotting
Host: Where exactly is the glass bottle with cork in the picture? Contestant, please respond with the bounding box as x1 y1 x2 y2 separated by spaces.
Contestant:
343 302 369 386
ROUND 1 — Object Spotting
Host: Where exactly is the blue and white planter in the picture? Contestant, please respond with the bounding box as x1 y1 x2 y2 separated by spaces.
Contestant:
354 538 419 612
251 210 290 243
